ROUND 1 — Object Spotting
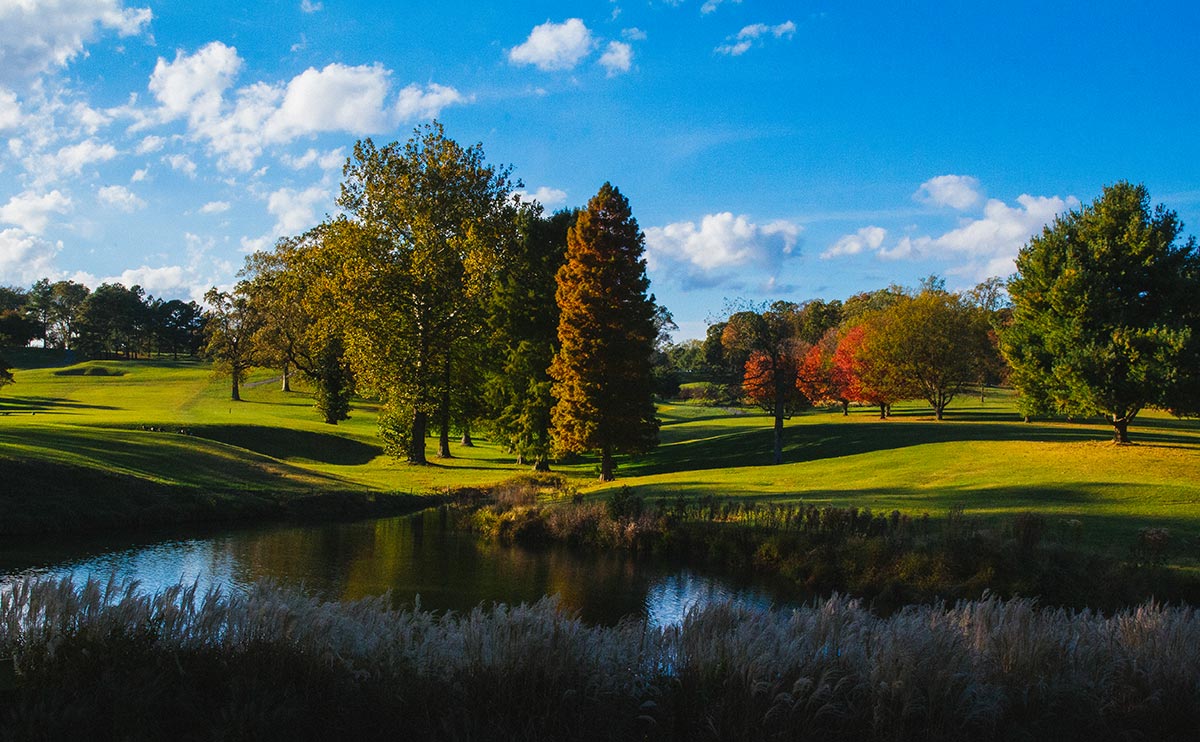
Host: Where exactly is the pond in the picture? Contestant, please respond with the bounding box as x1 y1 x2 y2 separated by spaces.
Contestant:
0 509 798 626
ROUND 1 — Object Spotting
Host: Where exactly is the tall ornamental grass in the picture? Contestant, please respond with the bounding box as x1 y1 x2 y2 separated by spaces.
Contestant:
1 576 1197 740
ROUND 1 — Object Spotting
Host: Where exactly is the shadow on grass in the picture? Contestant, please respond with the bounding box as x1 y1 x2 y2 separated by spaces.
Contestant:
0 396 120 413
189 425 382 466
630 412 1200 477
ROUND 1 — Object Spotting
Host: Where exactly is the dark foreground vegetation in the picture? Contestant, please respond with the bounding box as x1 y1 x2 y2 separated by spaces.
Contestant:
1 576 1198 741
458 477 1200 614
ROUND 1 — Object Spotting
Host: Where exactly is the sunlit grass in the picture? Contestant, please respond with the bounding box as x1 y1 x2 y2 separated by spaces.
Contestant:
1 353 1198 548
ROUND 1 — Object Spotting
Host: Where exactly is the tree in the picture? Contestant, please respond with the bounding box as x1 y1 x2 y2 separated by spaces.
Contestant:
797 326 853 415
857 291 988 420
834 323 900 418
0 310 35 348
75 283 149 359
1002 182 1200 442
334 124 518 463
486 207 575 470
720 301 808 464
202 287 261 401
0 356 13 392
550 183 659 481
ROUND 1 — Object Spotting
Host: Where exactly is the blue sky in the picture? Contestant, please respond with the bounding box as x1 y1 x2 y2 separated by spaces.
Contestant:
1 0 1198 339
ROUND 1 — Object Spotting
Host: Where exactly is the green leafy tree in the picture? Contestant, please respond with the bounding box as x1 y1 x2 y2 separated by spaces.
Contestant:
333 124 518 463
858 290 988 420
1003 182 1200 442
0 357 13 392
550 183 659 481
486 207 575 470
202 287 262 401
75 283 149 359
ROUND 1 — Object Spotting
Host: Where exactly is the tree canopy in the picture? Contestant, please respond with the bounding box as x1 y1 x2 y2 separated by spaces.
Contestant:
1002 182 1200 442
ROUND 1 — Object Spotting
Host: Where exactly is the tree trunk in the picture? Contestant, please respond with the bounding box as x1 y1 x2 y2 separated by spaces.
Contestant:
231 373 241 402
533 457 550 472
841 401 849 416
281 362 291 392
773 397 784 465
878 405 886 420
460 424 474 447
437 358 452 459
1112 415 1132 444
599 447 614 481
409 410 428 464
980 382 986 404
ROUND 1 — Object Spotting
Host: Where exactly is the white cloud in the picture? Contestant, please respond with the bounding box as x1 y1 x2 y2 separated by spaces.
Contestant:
150 41 242 122
267 185 328 235
97 184 146 212
701 0 741 13
715 21 796 56
164 153 197 177
299 0 322 12
0 0 151 83
0 89 23 129
599 41 633 76
509 18 594 71
267 63 392 139
821 226 887 259
146 45 470 171
395 83 469 121
0 190 73 234
622 28 647 41
645 212 801 286
104 265 190 294
29 138 119 182
199 200 230 214
516 186 568 207
915 174 982 210
136 135 165 154
0 228 61 282
282 147 346 171
880 194 1077 279
130 167 148 182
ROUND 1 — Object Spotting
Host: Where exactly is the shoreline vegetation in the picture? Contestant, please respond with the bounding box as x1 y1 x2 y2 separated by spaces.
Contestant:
2 575 1199 741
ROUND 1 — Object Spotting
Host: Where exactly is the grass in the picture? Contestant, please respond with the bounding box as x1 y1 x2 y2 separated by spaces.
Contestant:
1 350 1198 553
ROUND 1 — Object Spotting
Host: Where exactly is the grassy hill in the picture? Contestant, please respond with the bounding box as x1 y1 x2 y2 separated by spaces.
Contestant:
1 349 1198 551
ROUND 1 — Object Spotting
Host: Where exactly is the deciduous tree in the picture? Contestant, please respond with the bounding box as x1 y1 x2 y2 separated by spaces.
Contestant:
1002 182 1200 442
550 183 659 481
202 287 262 401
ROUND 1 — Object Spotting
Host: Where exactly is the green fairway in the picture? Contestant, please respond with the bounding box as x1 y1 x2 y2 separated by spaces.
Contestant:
1 351 1198 549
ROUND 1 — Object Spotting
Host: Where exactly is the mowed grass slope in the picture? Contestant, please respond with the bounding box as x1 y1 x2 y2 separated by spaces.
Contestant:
2 350 1199 548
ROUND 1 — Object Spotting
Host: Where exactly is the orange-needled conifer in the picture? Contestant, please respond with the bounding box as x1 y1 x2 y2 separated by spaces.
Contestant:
549 183 659 481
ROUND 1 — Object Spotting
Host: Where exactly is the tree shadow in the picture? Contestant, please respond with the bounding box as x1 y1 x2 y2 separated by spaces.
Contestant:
188 425 382 466
0 396 120 413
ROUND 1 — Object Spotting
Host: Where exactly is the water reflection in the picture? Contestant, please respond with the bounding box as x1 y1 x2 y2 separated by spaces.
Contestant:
0 510 792 626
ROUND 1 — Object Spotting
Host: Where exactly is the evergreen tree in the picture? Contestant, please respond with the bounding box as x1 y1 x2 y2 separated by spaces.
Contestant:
1003 182 1200 442
550 183 659 481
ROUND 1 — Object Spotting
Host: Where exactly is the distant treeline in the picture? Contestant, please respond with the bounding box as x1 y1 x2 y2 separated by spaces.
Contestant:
0 279 204 360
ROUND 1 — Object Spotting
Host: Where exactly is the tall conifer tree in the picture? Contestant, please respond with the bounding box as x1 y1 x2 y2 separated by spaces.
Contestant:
550 183 659 481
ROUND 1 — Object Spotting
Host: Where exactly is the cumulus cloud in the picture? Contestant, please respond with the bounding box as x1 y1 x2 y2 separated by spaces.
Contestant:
881 195 1075 277
0 0 151 83
282 147 346 171
103 265 191 295
97 184 146 212
267 185 328 236
516 186 568 208
299 0 322 12
0 89 23 129
645 212 801 287
509 19 594 71
130 167 148 182
622 28 647 41
395 83 469 121
27 138 119 183
599 41 633 76
164 153 197 177
136 135 166 154
146 44 468 171
199 200 230 214
0 190 73 234
715 21 796 56
0 228 61 283
915 174 982 210
821 226 886 259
